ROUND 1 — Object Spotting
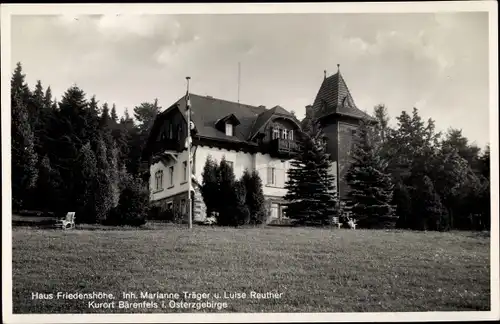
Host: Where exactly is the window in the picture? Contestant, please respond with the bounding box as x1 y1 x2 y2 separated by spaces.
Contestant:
288 130 294 141
272 128 280 139
351 129 357 136
182 161 187 182
267 167 276 185
155 170 163 191
169 166 174 187
168 122 173 139
167 202 173 210
281 128 288 139
225 123 233 136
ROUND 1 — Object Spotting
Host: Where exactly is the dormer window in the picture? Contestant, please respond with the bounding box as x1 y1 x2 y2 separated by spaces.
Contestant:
215 113 241 136
225 123 233 136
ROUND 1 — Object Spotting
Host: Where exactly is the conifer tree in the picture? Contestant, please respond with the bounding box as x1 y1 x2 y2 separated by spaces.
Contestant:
393 182 413 229
74 142 97 223
284 118 337 225
233 180 250 226
11 93 38 209
35 155 62 212
94 137 114 223
217 157 238 225
110 104 118 124
241 169 267 224
345 120 395 228
201 155 220 218
100 103 111 128
410 175 446 231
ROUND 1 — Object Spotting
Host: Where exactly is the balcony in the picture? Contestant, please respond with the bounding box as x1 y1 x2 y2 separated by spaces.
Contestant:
270 138 298 157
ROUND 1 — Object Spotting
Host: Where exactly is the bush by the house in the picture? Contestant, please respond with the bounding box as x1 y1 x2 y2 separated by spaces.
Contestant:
107 177 148 226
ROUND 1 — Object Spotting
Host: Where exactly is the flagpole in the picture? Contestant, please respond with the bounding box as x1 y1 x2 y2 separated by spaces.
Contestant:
186 76 192 230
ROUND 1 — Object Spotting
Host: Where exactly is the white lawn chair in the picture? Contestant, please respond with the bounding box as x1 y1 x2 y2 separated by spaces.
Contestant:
347 218 357 230
204 215 217 225
332 216 342 229
55 212 76 230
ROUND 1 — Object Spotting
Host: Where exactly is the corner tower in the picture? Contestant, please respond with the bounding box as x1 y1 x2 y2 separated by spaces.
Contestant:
308 65 377 200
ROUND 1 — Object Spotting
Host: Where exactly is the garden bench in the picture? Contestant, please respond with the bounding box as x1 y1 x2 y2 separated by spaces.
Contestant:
55 212 76 230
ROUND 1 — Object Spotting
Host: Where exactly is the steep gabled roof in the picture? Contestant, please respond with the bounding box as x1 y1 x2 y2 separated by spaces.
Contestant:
248 105 299 140
179 94 265 143
312 70 375 121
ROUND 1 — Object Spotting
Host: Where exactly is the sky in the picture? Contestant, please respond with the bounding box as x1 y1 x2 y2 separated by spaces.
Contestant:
10 11 491 147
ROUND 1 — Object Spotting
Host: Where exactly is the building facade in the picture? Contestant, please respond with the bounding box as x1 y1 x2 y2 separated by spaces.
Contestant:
142 94 302 223
141 67 375 222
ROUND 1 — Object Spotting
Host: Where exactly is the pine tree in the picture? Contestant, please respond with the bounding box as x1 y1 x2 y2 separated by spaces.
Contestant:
241 169 267 224
110 104 118 124
100 103 111 128
94 137 114 223
233 180 250 226
11 93 38 210
393 182 413 229
217 157 238 225
107 141 121 208
201 155 220 218
11 62 31 107
373 104 390 144
284 118 337 225
345 120 395 228
411 175 446 231
35 155 62 212
74 142 97 223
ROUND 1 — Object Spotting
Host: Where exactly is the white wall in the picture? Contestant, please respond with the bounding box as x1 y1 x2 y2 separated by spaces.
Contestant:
150 145 338 202
193 146 254 182
150 149 191 201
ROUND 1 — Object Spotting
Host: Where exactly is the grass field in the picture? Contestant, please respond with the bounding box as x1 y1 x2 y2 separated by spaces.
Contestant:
11 225 490 313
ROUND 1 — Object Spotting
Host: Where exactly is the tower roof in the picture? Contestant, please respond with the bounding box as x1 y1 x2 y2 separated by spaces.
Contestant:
311 70 375 121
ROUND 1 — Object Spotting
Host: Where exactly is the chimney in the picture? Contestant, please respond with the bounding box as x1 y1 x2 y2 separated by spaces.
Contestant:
305 105 313 118
258 105 266 109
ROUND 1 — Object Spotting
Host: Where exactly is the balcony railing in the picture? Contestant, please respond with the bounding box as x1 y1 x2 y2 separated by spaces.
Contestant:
271 138 298 155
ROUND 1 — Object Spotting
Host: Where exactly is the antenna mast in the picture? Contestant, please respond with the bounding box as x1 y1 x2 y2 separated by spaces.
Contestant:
238 62 241 104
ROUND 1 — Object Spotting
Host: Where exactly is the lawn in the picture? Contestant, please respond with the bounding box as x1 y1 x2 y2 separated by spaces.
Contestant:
11 225 491 313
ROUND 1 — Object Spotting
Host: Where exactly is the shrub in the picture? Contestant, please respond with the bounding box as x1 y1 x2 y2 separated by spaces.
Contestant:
107 177 148 226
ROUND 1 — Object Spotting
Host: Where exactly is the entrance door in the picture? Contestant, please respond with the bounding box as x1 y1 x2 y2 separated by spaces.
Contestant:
270 204 279 220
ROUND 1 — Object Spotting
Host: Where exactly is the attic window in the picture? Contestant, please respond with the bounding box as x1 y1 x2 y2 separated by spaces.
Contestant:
225 123 233 136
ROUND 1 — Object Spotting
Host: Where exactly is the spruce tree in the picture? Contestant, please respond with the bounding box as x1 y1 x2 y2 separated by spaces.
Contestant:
110 104 118 124
74 142 97 223
35 155 62 212
11 93 38 210
217 157 238 225
233 180 250 226
241 169 267 224
94 137 114 223
345 120 395 228
100 103 111 129
393 181 413 229
284 118 337 225
411 175 446 231
201 155 220 218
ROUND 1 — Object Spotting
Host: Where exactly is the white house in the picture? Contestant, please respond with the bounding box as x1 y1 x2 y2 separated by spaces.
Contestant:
142 94 306 223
